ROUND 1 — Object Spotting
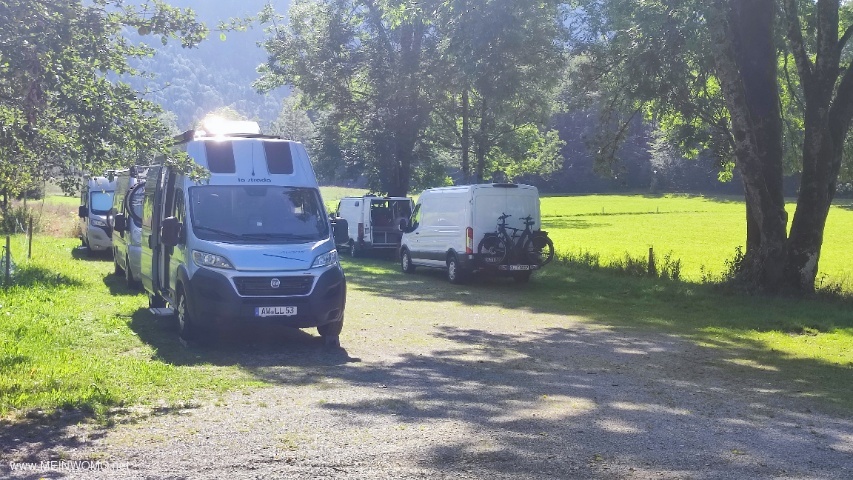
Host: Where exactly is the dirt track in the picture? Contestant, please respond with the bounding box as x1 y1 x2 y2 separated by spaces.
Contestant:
2 262 852 479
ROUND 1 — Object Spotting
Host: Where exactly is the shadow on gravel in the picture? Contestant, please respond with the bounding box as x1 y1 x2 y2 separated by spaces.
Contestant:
341 257 853 412
127 309 360 372
312 325 853 478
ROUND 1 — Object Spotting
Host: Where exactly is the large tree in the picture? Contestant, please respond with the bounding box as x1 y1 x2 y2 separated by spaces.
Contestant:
425 0 568 183
568 0 853 294
257 0 435 196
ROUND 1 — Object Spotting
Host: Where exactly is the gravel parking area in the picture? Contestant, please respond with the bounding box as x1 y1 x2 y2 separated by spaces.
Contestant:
2 266 852 479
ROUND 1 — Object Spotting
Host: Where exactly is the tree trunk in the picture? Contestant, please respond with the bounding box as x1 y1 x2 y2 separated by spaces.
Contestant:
461 88 471 184
710 0 788 292
781 0 853 292
475 98 489 183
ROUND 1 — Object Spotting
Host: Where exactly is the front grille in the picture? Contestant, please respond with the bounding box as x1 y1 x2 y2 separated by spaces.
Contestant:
233 276 314 296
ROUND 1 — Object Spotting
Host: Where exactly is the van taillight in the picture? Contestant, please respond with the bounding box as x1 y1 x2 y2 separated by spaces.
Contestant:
466 227 473 254
358 222 364 241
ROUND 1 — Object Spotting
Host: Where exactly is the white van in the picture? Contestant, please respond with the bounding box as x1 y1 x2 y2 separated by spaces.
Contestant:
110 166 149 288
335 196 413 256
139 121 348 346
399 183 544 283
78 176 116 255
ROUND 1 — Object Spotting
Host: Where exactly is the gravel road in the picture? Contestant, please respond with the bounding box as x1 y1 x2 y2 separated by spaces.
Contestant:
2 265 852 479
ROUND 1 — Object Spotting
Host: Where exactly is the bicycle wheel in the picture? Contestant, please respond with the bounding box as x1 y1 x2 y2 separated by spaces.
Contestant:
525 234 554 266
478 234 508 265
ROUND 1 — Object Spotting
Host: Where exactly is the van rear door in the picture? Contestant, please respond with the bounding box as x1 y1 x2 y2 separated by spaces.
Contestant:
473 186 540 246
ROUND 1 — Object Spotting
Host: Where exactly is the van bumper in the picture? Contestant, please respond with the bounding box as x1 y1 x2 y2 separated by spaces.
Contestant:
186 266 346 329
86 226 113 251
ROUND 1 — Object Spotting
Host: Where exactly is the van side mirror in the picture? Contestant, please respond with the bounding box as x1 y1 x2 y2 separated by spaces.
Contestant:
161 216 182 247
78 205 88 218
398 218 410 232
332 218 349 245
113 213 126 232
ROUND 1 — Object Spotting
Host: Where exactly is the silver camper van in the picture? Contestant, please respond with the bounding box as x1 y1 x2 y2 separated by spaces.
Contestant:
78 176 116 255
110 166 148 288
140 121 348 346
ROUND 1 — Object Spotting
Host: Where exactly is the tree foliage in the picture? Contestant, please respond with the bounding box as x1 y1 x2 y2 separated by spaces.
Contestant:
258 0 568 195
0 0 213 198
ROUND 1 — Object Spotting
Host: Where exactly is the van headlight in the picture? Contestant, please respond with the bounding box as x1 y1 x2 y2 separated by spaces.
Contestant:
90 218 107 227
192 250 234 269
311 250 338 268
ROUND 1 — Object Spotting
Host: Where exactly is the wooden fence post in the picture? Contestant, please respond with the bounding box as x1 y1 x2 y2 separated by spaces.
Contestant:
4 236 10 287
648 246 656 277
27 216 33 259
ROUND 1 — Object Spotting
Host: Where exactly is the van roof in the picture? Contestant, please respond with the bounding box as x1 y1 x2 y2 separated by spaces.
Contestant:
178 137 319 189
420 183 537 195
87 176 116 190
341 196 412 201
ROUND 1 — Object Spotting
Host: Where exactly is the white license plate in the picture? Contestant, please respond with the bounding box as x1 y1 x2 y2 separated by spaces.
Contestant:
509 265 530 271
255 306 298 317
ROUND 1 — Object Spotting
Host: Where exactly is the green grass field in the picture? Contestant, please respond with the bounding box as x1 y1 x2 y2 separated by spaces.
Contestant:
541 194 853 287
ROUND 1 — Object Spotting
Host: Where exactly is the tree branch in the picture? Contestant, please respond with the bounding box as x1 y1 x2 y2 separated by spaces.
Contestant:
839 24 853 52
783 0 815 95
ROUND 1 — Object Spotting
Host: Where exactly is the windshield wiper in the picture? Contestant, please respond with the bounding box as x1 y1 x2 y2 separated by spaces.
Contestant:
193 226 242 239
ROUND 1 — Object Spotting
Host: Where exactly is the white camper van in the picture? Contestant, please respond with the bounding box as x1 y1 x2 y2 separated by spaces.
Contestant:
335 196 414 256
78 176 116 255
110 166 149 289
399 183 551 283
139 121 348 346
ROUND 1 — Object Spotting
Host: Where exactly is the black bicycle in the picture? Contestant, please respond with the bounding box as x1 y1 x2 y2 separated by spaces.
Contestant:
478 213 554 267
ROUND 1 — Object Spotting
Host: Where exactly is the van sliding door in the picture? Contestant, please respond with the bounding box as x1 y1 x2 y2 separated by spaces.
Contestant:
140 166 163 293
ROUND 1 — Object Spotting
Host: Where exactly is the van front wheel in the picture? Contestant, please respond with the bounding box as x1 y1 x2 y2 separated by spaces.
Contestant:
401 249 416 273
176 288 196 342
318 316 343 348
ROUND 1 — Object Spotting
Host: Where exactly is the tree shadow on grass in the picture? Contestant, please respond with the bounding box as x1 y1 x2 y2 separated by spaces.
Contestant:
8 265 83 288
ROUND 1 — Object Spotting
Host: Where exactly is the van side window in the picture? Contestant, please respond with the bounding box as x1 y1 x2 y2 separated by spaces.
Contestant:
411 204 421 229
205 141 236 173
263 142 294 174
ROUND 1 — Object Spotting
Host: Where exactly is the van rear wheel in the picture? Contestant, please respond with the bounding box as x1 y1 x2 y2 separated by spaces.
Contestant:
125 255 141 290
447 254 469 284
113 250 123 275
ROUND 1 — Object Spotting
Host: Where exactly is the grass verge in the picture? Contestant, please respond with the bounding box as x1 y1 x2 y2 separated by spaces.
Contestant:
0 236 262 419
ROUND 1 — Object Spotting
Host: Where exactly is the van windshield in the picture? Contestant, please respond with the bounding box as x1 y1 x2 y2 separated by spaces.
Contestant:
90 191 114 214
189 186 329 244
